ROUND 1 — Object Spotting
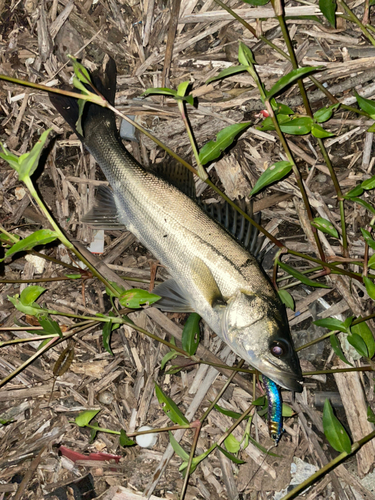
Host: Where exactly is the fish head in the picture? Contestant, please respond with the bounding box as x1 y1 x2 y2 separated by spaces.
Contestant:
220 290 303 392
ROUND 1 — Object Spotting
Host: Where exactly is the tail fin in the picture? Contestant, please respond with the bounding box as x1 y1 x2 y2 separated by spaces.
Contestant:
49 57 117 141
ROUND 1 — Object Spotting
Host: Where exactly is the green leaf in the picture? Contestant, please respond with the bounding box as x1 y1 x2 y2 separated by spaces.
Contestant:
364 277 375 300
314 317 349 332
206 65 249 84
20 286 46 306
348 333 369 358
177 81 190 97
75 409 100 427
367 122 375 132
311 123 334 138
213 402 250 420
90 422 98 442
65 274 82 279
248 435 281 456
282 403 294 418
238 42 255 66
352 319 375 358
38 316 62 337
269 99 293 116
369 254 375 269
311 217 339 238
355 92 375 119
279 116 313 135
350 197 375 215
0 129 51 181
217 445 246 464
20 129 52 181
323 399 351 453
319 0 336 27
361 174 375 191
161 349 178 370
224 433 241 453
102 320 114 356
250 161 293 196
199 122 250 165
119 289 160 308
277 260 330 288
154 382 189 425
169 431 190 461
176 85 194 106
267 67 320 100
361 229 375 251
367 406 375 423
120 429 136 446
7 295 44 318
278 289 295 310
69 56 92 85
182 313 201 355
0 233 20 245
344 185 364 198
252 395 266 406
240 0 269 5
179 444 217 475
257 113 292 132
313 104 339 123
105 281 125 299
330 335 352 365
0 229 58 262
142 87 177 97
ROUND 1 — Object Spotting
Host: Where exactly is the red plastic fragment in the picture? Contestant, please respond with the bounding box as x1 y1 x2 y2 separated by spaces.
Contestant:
59 445 121 463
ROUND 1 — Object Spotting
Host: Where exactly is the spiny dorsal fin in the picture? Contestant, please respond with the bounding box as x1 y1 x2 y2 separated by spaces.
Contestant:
155 162 196 199
200 199 264 260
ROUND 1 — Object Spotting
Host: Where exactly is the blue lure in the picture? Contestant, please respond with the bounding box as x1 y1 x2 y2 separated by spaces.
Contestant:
262 375 283 445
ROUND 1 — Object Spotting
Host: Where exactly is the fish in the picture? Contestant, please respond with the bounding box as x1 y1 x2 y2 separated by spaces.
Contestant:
50 58 303 394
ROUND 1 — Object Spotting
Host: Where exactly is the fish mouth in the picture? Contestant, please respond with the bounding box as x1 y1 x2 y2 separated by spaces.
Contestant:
262 361 303 392
268 371 303 392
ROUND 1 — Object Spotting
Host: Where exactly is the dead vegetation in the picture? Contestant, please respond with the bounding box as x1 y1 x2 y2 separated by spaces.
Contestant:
1 0 375 498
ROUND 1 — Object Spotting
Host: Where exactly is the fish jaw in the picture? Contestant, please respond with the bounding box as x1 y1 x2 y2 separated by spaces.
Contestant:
217 290 303 392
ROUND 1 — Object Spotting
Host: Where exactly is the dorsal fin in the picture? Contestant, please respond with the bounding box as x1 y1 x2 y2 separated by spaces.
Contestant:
154 162 196 199
200 199 265 260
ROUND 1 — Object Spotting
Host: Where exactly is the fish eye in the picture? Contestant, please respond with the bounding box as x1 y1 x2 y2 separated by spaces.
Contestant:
270 340 288 358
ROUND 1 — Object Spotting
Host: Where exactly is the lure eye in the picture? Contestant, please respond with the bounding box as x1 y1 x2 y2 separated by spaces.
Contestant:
270 340 287 358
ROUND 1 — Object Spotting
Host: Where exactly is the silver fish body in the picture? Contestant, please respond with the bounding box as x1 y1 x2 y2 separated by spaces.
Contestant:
51 60 303 392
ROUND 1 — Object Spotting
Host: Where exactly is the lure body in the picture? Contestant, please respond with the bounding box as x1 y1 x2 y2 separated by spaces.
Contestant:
263 375 283 445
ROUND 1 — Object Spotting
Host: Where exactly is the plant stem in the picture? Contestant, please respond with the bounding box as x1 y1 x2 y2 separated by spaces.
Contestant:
177 99 207 181
23 177 119 297
304 366 374 375
338 0 375 45
0 336 58 388
180 423 202 500
280 429 375 500
200 360 245 423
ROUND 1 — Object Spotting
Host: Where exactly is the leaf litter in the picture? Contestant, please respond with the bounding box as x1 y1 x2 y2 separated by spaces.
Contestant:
0 0 375 499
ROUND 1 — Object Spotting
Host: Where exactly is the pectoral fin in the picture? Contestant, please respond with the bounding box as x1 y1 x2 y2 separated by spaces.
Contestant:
190 257 226 308
153 279 195 312
81 185 126 229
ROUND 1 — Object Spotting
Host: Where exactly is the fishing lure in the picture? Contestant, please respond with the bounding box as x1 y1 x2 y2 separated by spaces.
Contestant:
263 375 283 445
